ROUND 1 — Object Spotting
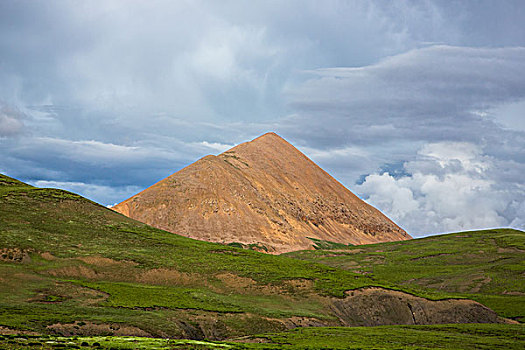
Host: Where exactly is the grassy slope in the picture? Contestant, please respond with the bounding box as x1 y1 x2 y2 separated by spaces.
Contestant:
1 324 524 349
286 228 525 321
0 174 386 337
1 173 524 344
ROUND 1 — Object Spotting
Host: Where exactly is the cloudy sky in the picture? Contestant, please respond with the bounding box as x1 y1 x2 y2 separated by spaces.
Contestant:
1 0 524 237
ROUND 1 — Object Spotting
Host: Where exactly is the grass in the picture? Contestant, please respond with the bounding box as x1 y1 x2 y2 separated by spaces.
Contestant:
0 173 524 342
77 281 243 313
238 323 525 349
286 228 525 321
73 281 326 318
0 180 374 294
0 324 523 349
0 174 372 336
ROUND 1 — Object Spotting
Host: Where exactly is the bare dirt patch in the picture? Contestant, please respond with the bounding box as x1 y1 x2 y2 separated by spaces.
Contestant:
214 273 313 296
411 253 451 261
42 257 205 287
46 265 99 279
497 247 524 253
0 326 39 335
363 255 385 263
40 252 56 260
281 316 330 328
328 249 364 254
27 282 109 306
503 291 525 296
283 279 314 292
231 337 271 344
137 268 201 286
77 256 138 267
216 273 256 290
331 287 505 326
470 276 492 293
46 321 151 337
421 273 494 294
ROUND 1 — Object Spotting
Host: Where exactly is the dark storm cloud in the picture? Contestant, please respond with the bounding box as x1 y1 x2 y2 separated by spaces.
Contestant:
286 46 525 145
0 1 524 234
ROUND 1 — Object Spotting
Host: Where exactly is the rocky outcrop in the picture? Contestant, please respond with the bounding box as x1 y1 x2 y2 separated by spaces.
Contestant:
0 248 33 263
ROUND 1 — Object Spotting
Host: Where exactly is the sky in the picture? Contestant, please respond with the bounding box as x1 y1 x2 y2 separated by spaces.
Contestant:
1 0 524 237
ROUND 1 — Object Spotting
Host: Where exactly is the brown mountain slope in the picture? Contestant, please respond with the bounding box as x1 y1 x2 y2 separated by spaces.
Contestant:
113 133 410 253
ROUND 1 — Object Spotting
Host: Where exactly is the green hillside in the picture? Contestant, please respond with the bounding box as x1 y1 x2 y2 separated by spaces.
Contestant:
0 173 523 346
0 173 394 338
286 228 525 322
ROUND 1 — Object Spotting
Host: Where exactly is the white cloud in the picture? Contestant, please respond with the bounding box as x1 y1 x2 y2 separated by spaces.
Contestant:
302 145 369 160
196 141 235 153
412 142 491 174
357 142 523 236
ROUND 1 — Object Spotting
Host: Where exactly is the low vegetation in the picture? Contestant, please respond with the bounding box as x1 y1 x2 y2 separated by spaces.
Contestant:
286 228 525 322
0 173 523 346
0 174 381 337
1 324 524 349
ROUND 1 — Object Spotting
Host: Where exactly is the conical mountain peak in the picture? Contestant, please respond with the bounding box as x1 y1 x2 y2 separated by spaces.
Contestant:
247 131 290 147
251 131 283 142
221 132 295 156
218 132 316 177
113 133 410 253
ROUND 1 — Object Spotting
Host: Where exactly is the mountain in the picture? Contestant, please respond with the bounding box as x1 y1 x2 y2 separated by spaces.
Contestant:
113 132 410 253
0 173 519 342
